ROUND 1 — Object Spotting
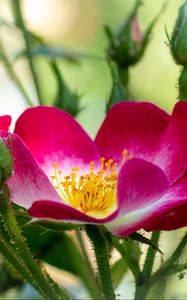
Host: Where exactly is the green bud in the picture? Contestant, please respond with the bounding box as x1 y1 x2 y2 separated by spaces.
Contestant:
106 0 161 68
171 1 187 65
0 138 13 183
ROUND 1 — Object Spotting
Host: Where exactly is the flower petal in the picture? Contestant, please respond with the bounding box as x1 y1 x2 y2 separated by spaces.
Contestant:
144 171 187 231
29 200 117 224
117 158 169 215
106 170 187 236
0 115 11 131
0 132 61 209
95 102 169 163
106 158 169 236
154 102 187 183
14 106 100 178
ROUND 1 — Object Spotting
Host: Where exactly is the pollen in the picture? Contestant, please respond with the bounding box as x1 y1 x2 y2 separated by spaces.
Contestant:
51 149 130 217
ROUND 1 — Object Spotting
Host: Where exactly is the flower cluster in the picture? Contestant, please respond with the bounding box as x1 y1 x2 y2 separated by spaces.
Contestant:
0 101 187 237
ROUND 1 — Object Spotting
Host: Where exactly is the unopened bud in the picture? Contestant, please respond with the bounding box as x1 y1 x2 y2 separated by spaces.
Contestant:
106 0 160 68
171 1 187 65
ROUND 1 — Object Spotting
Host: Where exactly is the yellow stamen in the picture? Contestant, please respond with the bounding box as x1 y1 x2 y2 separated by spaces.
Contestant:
51 149 131 217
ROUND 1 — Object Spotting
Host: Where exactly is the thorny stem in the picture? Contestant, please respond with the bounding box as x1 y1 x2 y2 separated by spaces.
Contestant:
85 225 115 300
0 184 70 300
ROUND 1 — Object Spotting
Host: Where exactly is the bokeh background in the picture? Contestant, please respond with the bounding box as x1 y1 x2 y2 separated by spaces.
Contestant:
0 0 186 299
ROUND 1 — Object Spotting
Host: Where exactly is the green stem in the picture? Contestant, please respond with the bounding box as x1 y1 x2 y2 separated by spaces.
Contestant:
119 66 129 90
134 284 149 300
178 66 187 101
112 236 141 282
11 0 43 105
107 61 129 111
150 232 187 284
135 232 187 300
142 231 160 279
0 226 44 295
86 225 115 300
76 230 103 299
0 37 33 107
0 184 70 300
76 230 95 277
166 232 187 264
134 231 160 300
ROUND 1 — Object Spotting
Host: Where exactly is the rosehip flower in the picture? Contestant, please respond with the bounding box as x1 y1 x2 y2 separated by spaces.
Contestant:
2 102 187 237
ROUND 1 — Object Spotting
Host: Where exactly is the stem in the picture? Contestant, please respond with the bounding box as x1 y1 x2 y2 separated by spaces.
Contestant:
112 236 141 282
134 284 149 300
76 230 95 277
85 225 115 300
142 231 160 279
135 232 187 300
119 66 129 90
76 230 103 299
0 37 33 107
107 61 129 111
134 232 160 300
179 66 187 100
167 232 187 265
11 0 43 105
0 226 44 295
0 184 70 300
150 232 187 284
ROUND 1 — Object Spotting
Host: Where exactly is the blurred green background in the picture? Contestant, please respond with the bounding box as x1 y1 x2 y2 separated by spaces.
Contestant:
0 0 183 136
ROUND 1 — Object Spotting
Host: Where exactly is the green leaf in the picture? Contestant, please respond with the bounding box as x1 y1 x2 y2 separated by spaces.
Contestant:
15 45 102 62
49 61 81 116
111 258 128 287
129 232 163 253
0 261 23 293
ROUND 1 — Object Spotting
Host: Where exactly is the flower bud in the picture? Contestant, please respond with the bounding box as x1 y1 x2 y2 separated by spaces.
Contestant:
0 138 13 183
171 1 187 65
106 0 158 68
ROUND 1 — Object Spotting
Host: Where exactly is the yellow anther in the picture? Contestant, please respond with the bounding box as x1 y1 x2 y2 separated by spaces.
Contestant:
121 149 128 165
51 149 131 215
122 149 128 156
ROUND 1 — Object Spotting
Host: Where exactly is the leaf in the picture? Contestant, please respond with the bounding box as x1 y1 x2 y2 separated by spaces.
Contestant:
15 45 102 62
129 232 163 253
111 258 128 287
49 61 81 116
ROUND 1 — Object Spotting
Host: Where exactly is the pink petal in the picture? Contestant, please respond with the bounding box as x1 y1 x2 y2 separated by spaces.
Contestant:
14 106 100 178
0 132 61 208
106 169 187 236
117 158 169 215
95 102 169 164
29 200 117 224
1 131 117 224
106 158 169 236
154 102 187 183
0 115 11 131
144 171 187 231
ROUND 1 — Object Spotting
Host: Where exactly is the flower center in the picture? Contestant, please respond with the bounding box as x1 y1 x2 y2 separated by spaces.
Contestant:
51 149 130 217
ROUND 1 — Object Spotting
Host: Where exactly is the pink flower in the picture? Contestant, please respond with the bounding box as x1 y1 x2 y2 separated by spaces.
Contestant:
1 102 187 237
